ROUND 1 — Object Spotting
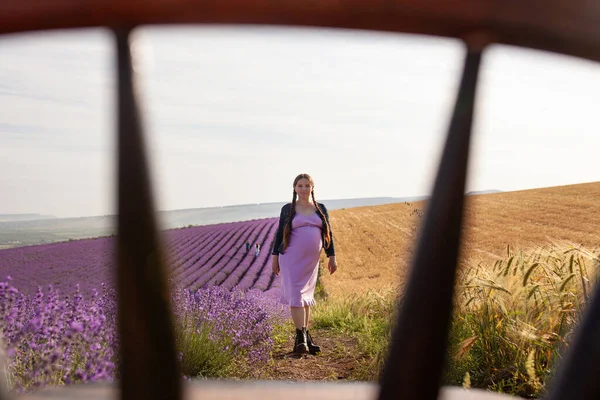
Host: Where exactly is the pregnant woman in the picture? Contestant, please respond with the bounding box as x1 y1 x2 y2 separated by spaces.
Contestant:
271 173 338 355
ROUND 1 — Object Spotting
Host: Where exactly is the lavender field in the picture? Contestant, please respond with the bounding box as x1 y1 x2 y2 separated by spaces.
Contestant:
0 217 287 392
0 217 280 296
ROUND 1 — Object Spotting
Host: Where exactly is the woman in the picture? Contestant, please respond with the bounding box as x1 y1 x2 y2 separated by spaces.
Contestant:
271 173 338 355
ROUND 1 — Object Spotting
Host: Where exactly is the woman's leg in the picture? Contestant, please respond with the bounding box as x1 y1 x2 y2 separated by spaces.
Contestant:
290 306 305 329
290 306 308 353
304 305 310 328
304 306 321 354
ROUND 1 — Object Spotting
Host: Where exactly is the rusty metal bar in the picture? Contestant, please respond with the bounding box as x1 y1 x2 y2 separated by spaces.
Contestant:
115 28 181 400
546 284 600 400
378 43 483 400
2 1 600 63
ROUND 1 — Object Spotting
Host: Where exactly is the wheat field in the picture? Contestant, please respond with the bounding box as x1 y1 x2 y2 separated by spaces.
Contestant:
321 181 600 297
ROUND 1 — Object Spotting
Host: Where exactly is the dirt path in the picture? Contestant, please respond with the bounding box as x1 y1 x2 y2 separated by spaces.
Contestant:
262 329 364 381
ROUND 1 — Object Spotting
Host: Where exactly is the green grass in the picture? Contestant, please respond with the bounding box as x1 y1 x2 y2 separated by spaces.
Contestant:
310 242 599 397
311 288 397 380
175 322 236 378
174 314 289 380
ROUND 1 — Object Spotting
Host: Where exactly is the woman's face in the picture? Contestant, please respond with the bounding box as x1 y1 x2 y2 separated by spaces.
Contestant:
294 178 313 199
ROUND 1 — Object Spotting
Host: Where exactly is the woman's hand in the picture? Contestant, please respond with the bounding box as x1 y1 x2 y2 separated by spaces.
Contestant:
272 256 280 276
328 256 338 275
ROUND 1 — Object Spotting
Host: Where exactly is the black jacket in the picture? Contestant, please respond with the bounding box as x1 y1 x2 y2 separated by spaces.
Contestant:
271 202 336 258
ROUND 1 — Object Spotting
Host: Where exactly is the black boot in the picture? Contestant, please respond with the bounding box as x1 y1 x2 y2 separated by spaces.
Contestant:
293 328 308 354
306 330 321 355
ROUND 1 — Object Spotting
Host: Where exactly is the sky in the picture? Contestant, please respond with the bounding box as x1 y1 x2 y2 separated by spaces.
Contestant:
1 26 599 218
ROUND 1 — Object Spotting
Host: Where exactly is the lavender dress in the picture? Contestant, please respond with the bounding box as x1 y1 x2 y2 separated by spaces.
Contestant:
279 212 323 307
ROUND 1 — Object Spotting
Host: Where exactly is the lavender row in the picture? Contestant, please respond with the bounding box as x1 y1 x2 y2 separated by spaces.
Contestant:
172 219 275 292
177 222 258 290
165 226 214 265
185 219 270 290
172 222 255 285
168 224 238 276
218 220 274 290
170 227 231 280
0 238 115 296
234 222 278 291
0 218 281 296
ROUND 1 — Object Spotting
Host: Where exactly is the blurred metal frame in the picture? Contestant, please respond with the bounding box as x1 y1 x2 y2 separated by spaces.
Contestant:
2 0 600 62
2 1 599 400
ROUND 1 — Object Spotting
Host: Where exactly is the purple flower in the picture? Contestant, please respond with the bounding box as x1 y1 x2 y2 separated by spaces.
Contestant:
28 317 42 333
0 217 287 391
69 321 84 333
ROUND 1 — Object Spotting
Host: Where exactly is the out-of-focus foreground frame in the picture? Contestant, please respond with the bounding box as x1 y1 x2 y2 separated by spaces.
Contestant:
1 1 599 400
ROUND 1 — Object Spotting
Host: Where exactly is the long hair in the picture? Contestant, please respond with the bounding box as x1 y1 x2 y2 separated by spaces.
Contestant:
282 173 332 251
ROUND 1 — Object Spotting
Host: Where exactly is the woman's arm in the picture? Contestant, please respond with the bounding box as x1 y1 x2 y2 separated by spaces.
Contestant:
271 254 280 275
271 204 289 256
320 203 336 258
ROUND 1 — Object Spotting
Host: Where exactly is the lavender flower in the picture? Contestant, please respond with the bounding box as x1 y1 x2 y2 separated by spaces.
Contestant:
1 278 286 392
0 216 289 390
0 279 117 393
